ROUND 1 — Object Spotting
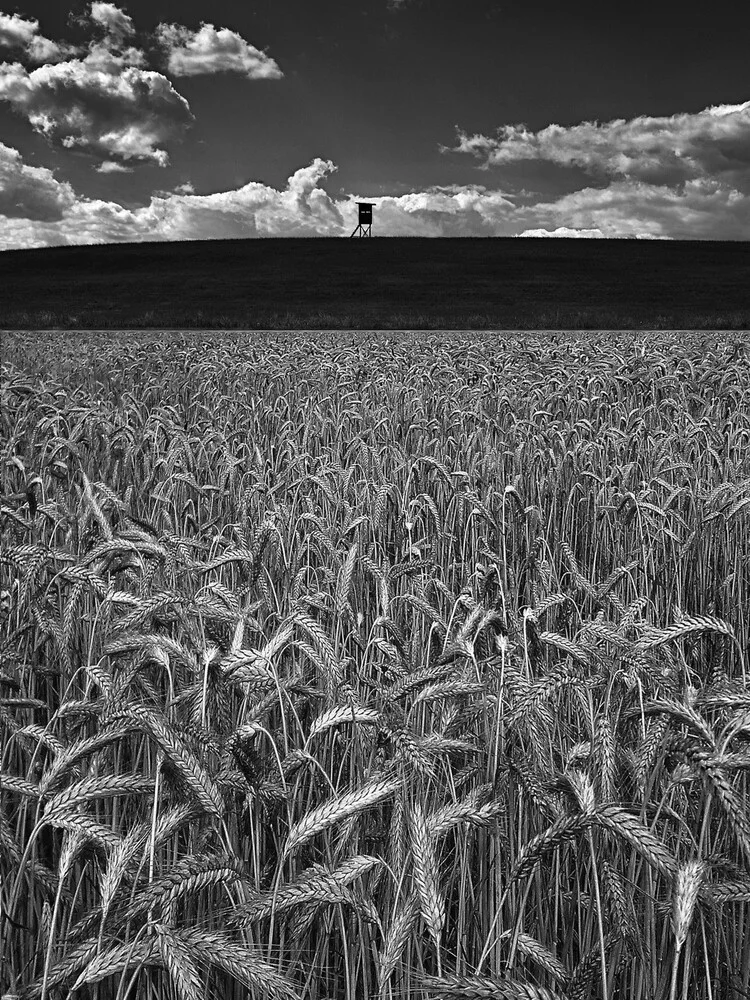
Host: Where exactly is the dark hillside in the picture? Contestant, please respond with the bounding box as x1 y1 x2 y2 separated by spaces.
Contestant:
0 237 748 328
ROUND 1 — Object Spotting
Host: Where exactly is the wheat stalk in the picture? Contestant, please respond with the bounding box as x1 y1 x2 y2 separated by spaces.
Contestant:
378 891 420 991
307 704 380 740
671 860 705 953
156 923 204 1000
410 801 445 953
283 775 398 857
592 804 676 878
69 939 156 990
44 774 154 816
171 927 300 1000
421 972 565 999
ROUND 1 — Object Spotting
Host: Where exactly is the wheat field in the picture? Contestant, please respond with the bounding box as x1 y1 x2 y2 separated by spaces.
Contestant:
1 329 749 1000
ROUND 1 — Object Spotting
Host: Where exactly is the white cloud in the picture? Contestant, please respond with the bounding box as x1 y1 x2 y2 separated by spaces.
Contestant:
0 57 193 166
452 101 750 188
26 34 80 64
525 178 750 241
0 6 282 170
0 12 38 49
155 22 283 79
95 160 133 173
0 153 345 248
362 185 517 236
0 11 78 63
0 141 75 220
518 227 607 238
87 2 135 44
440 100 750 239
154 158 343 237
68 4 144 70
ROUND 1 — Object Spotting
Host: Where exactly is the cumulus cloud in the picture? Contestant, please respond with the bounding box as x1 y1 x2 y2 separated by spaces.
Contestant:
0 58 193 165
524 178 750 241
87 2 135 44
0 5 281 170
0 141 75 220
452 101 750 188
0 11 78 63
439 99 750 239
95 160 133 173
362 185 517 236
0 11 38 49
0 152 346 248
518 227 607 238
359 184 705 239
155 158 343 238
155 22 283 79
0 5 195 167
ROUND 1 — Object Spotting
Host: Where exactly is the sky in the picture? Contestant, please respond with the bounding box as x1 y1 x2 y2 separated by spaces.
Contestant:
0 0 749 248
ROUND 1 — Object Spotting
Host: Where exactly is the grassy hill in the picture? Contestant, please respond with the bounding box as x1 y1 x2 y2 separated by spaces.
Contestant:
1 236 748 329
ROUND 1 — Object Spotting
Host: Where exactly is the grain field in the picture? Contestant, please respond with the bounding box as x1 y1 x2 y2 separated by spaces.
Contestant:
1 329 749 1000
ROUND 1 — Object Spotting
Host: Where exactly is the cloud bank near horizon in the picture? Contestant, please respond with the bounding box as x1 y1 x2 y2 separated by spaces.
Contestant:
4 143 750 250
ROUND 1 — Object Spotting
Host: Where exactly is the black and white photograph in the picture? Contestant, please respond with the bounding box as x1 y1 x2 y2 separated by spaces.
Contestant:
1 3 749 999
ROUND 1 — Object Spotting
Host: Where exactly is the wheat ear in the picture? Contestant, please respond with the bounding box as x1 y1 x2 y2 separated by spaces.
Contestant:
283 775 398 857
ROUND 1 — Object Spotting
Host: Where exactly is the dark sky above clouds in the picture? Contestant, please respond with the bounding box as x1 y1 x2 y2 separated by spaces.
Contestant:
0 0 749 247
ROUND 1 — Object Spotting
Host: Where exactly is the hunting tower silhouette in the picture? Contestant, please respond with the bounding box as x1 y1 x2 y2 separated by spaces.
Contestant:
351 202 373 237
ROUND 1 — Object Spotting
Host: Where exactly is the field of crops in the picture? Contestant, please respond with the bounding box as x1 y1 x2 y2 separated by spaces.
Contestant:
1 329 750 1000
2 238 750 331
